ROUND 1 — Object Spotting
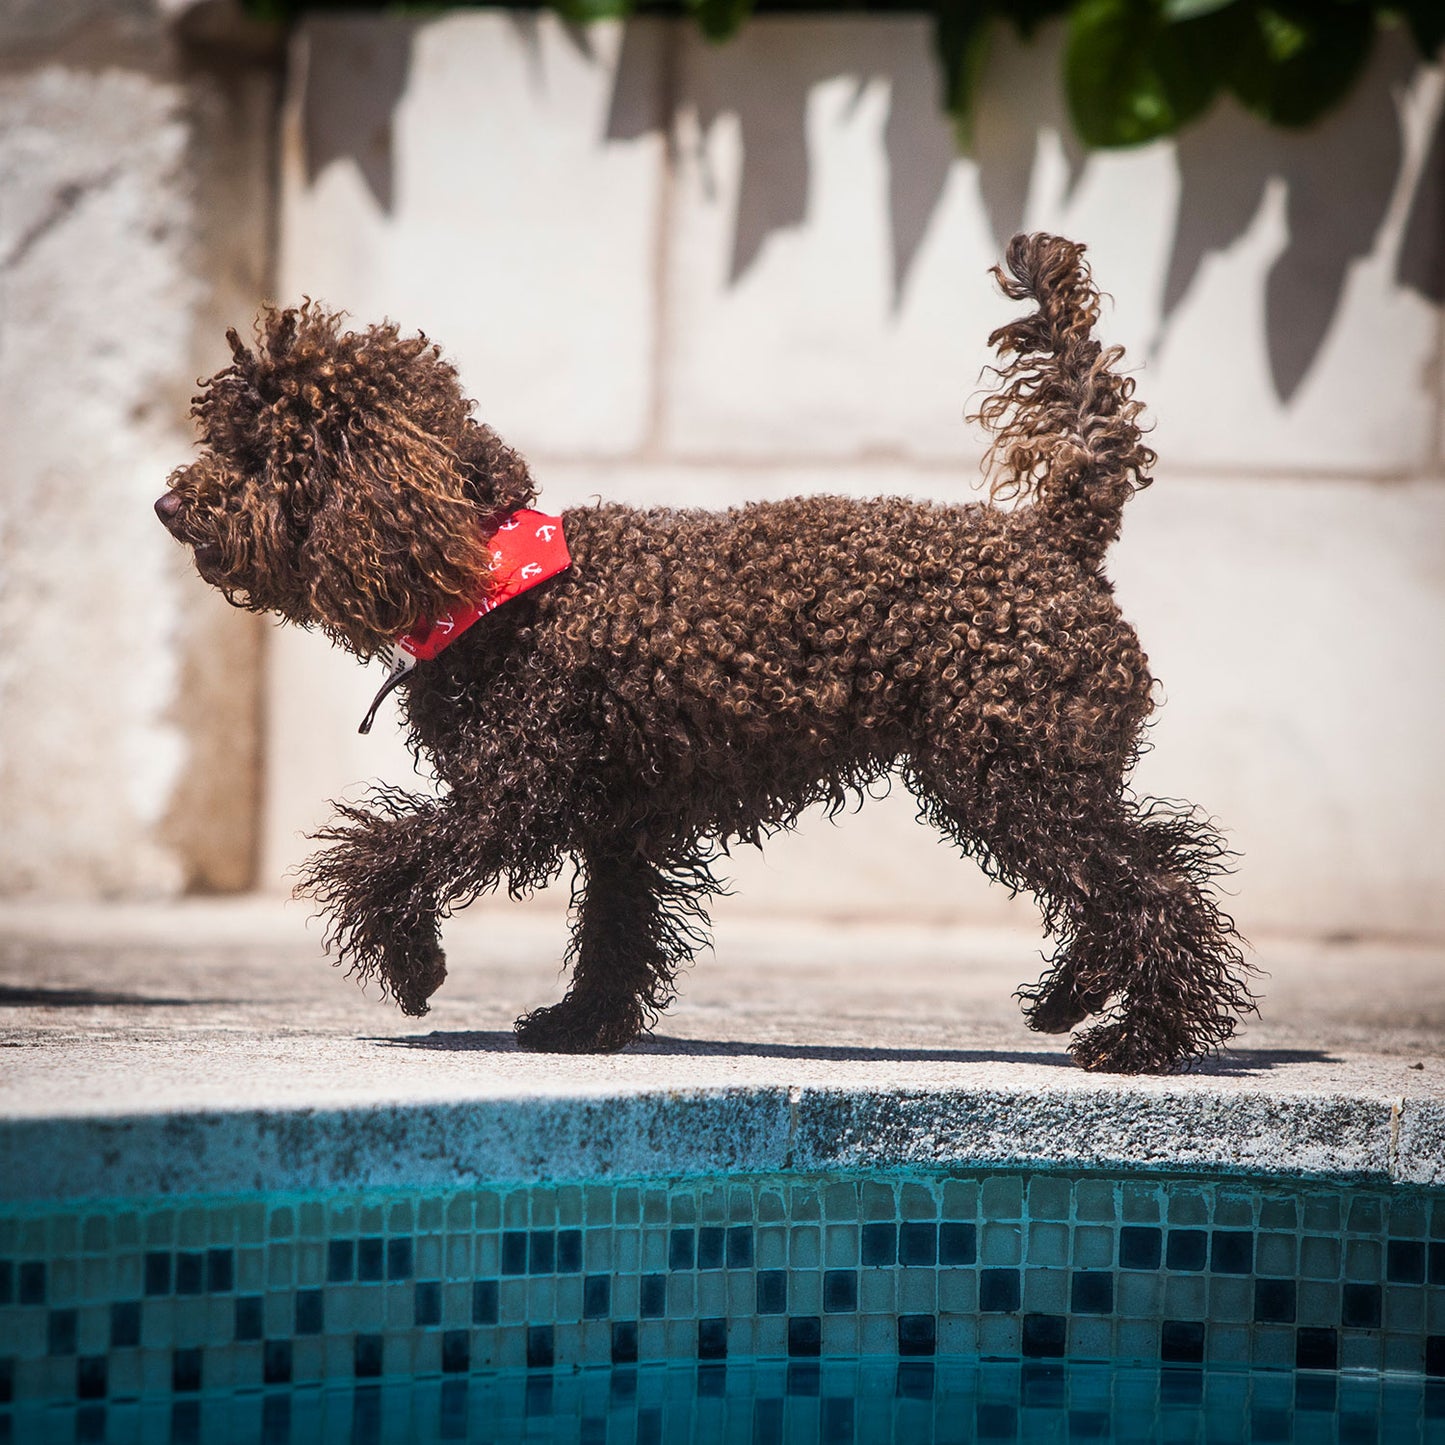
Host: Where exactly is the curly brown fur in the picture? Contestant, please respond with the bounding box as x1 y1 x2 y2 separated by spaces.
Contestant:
158 233 1255 1075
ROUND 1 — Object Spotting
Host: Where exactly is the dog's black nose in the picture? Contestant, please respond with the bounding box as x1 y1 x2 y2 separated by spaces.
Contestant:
155 492 181 525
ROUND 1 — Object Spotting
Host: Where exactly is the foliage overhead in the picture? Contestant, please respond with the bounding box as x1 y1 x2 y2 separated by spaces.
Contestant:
247 0 1443 148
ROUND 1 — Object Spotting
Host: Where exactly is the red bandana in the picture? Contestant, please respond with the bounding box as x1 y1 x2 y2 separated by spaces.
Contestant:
358 508 570 734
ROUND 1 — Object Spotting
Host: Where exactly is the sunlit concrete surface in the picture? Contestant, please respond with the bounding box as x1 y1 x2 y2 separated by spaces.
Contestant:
1 898 1441 1198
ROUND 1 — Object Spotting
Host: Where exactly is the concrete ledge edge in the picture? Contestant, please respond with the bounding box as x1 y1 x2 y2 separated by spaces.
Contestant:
3 1084 1437 1205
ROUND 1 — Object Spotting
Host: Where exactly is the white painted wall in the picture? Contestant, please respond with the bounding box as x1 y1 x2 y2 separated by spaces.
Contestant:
4 6 1440 944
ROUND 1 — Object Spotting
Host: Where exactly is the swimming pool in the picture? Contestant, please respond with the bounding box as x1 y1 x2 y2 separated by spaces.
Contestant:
3 1165 1441 1441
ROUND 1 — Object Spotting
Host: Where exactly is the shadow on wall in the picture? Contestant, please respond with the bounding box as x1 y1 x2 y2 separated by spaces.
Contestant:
304 16 1441 405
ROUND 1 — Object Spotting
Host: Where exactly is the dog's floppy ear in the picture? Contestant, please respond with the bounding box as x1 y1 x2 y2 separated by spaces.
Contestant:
296 397 495 653
199 303 535 654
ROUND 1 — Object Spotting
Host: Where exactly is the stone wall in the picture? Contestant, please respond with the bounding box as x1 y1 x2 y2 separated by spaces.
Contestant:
0 0 278 895
4 6 1442 942
266 13 1445 941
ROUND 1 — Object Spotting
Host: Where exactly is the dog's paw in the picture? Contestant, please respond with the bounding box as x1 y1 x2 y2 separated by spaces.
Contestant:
1023 981 1108 1035
514 998 644 1055
1069 1021 1183 1076
389 935 448 1019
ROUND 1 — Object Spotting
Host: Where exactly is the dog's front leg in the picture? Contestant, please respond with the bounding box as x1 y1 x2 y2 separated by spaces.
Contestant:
297 786 502 1017
514 842 722 1054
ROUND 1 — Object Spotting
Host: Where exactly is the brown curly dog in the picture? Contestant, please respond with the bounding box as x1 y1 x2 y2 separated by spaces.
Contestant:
156 233 1253 1074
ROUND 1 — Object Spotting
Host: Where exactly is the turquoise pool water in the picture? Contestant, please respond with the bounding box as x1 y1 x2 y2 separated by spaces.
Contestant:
2 1167 1442 1440
3 1358 1443 1443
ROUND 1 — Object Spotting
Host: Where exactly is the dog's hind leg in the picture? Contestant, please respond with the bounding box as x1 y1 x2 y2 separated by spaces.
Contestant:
1056 798 1256 1074
911 767 1254 1073
513 843 723 1055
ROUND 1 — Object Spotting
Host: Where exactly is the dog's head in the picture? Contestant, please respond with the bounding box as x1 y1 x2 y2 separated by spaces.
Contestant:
155 304 536 655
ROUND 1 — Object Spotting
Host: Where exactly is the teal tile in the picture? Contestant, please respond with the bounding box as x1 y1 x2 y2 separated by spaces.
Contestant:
1162 1275 1206 1317
1347 1198 1383 1234
1303 1194 1342 1233
1251 1324 1296 1369
1026 1176 1072 1223
1214 1191 1253 1228
666 1274 694 1318
1255 1232 1297 1277
790 1272 821 1315
1115 1272 1161 1317
1387 1196 1427 1237
900 1184 936 1220
1166 1190 1208 1227
1120 1183 1161 1224
941 1180 978 1220
978 1316 1020 1356
1075 1181 1116 1223
143 1212 174 1247
1072 1226 1114 1268
1258 1197 1298 1230
938 1269 976 1312
981 1177 1024 1221
980 1224 1021 1266
696 1186 726 1223
1206 1276 1252 1323
897 1269 936 1313
1299 1236 1341 1280
790 1185 821 1222
1296 1280 1342 1327
757 1228 786 1271
1115 1320 1157 1362
1207 1325 1250 1365
790 1226 820 1269
1340 1332 1383 1372
1345 1239 1382 1280
1385 1288 1423 1331
824 1224 859 1268
1026 1223 1068 1267
858 1270 894 1314
1022 1268 1067 1313
1070 1317 1113 1359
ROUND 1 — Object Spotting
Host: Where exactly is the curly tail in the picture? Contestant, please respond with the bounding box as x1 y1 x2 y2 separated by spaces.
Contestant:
973 233 1155 564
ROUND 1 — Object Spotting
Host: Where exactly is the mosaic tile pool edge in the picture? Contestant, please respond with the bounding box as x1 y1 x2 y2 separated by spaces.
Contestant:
2 1167 1443 1410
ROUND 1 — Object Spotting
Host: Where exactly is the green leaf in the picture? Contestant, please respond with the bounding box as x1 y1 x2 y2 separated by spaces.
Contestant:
934 0 997 148
1162 0 1237 20
1223 0 1375 128
1065 0 1223 148
551 0 634 21
685 0 756 42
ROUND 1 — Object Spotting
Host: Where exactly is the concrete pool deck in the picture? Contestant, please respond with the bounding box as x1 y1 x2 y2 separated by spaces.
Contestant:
1 897 1442 1200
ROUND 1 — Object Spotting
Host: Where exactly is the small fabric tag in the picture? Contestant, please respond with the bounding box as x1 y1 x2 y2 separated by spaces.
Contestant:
358 647 417 736
358 509 569 734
